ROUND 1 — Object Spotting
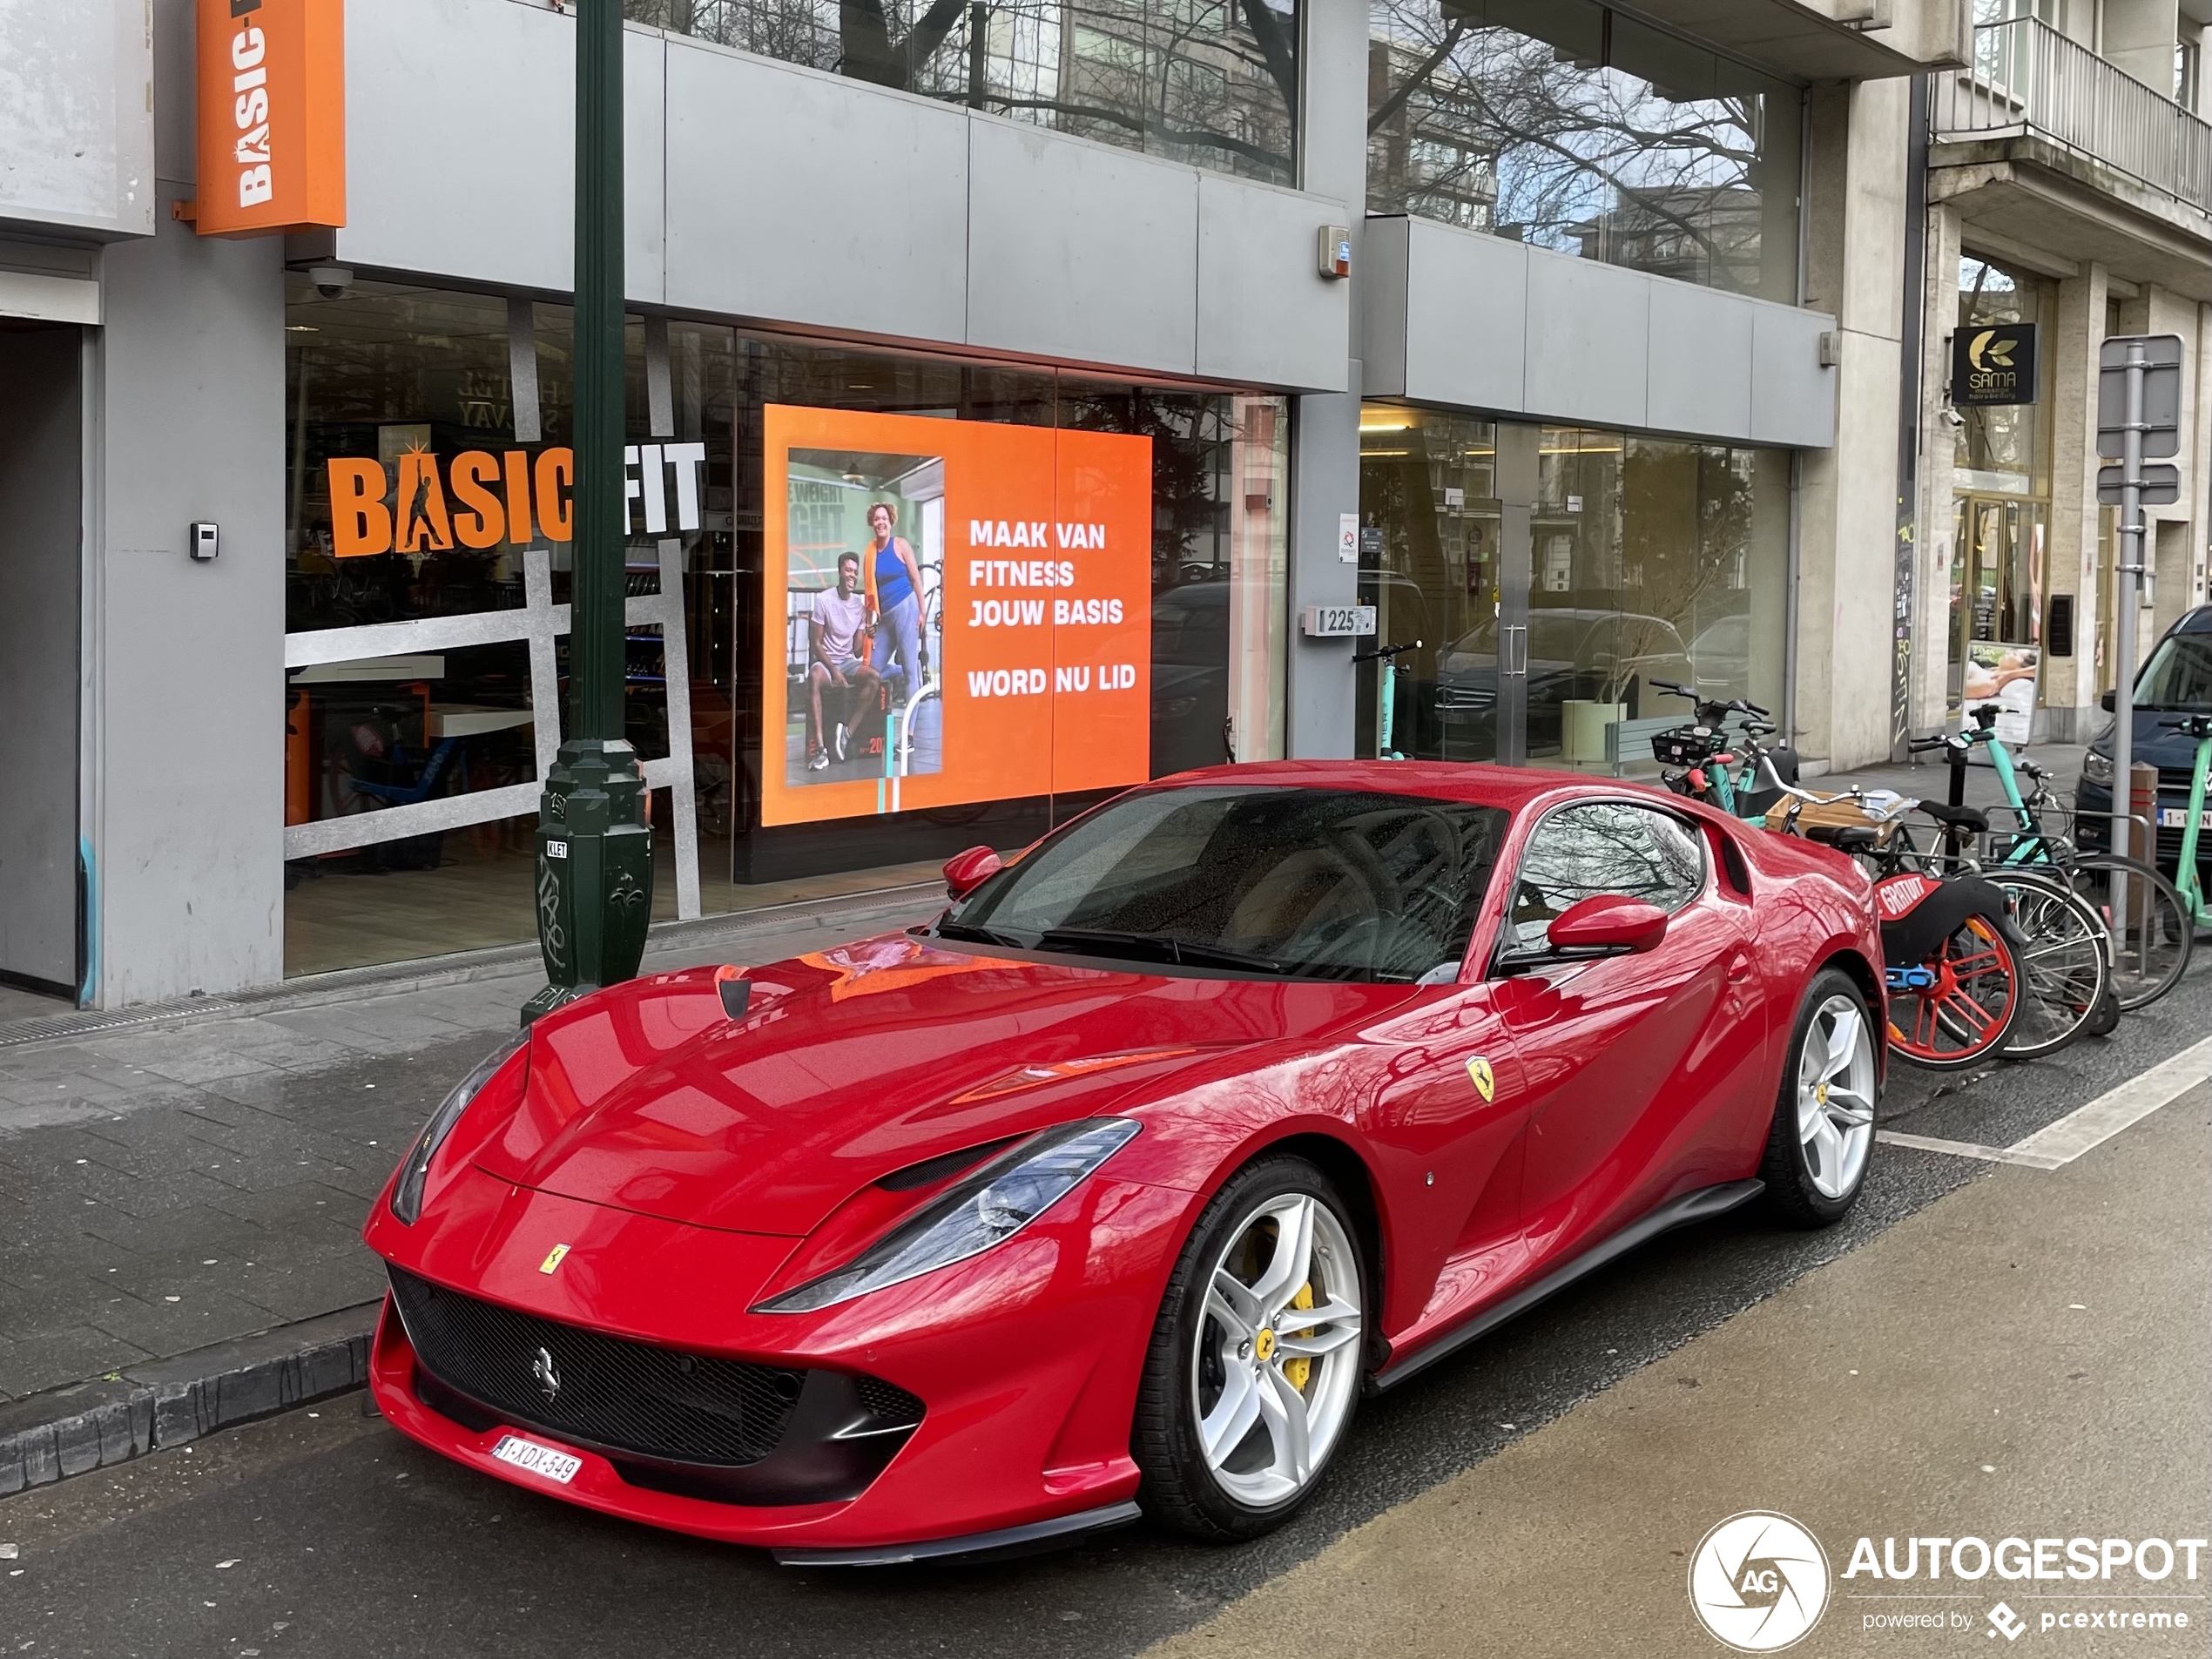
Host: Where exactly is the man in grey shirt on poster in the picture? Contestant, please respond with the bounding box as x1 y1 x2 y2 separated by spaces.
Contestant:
807 552 880 772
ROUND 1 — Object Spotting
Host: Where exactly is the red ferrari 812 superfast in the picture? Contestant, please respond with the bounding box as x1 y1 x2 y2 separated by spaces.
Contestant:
362 762 1885 1563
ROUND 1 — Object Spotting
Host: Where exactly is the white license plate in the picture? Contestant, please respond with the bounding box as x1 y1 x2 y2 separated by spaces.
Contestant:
489 1433 582 1485
2157 808 2212 828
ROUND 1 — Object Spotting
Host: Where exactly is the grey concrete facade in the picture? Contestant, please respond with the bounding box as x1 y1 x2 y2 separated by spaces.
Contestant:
2 0 1973 1005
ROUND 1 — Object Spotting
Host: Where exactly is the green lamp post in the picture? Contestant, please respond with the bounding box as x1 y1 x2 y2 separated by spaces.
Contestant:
525 0 652 1025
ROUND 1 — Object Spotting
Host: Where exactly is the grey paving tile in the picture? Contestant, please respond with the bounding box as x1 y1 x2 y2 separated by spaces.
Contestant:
0 1323 153 1400
87 1283 287 1356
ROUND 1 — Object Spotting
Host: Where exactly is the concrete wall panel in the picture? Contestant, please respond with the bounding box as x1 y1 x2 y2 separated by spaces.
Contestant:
0 0 154 239
1750 303 1838 448
1403 219 1527 414
1522 250 1650 432
1196 174 1347 392
664 44 968 341
966 122 1197 374
94 199 288 1005
340 2 669 302
1648 280 1753 441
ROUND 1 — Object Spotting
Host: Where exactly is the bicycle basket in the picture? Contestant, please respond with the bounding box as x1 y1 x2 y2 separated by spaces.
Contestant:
1764 795 1898 845
1650 725 1723 766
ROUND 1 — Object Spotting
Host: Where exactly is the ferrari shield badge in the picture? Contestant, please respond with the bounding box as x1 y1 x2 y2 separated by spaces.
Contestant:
538 1243 570 1275
1467 1056 1496 1103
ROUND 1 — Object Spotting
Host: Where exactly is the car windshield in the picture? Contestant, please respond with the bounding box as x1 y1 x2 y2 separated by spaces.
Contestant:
938 785 1509 983
2134 632 2212 711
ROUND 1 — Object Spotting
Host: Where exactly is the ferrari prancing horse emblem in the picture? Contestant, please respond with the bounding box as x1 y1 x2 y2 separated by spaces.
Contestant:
538 1243 570 1274
1467 1056 1496 1103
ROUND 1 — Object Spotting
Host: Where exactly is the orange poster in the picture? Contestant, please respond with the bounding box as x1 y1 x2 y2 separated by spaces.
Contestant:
759 407 1153 827
193 0 346 238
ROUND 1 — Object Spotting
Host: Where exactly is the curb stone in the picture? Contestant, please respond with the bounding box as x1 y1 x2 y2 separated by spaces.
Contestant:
0 1303 380 1497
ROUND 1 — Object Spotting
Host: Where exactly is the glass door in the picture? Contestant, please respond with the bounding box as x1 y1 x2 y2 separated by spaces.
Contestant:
1356 409 1503 762
1948 493 2047 720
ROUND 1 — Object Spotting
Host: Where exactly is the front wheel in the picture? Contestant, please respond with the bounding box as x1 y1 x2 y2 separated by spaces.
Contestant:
1982 871 2112 1060
1762 970 1878 1226
1886 913 2023 1069
1133 1158 1367 1541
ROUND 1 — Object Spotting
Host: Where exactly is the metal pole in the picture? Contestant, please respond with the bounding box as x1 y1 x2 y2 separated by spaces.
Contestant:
2109 340 2143 927
526 0 654 1024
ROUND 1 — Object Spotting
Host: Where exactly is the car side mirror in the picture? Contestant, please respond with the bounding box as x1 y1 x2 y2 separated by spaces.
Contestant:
942 845 1003 900
1546 894 1669 955
2100 690 2115 713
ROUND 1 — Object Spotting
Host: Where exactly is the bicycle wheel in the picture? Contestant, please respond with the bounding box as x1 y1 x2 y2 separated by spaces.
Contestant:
2063 853 2193 1010
1980 870 2112 1059
1885 913 2024 1070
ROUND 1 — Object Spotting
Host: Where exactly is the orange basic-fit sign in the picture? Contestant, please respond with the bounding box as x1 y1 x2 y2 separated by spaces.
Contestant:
760 406 1153 828
192 0 345 237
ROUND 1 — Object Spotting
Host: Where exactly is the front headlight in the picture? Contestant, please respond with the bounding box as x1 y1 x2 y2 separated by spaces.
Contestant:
2081 749 2114 786
754 1118 1141 1312
390 1032 528 1224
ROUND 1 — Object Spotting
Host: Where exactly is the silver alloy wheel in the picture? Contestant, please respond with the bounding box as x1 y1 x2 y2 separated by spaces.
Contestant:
1797 992 1876 1199
1192 1191 1363 1508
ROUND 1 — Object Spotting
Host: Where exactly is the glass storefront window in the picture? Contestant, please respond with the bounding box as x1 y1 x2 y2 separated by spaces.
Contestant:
1366 0 1803 302
1357 407 1788 772
624 0 1297 186
1946 253 2053 718
1952 256 2048 497
282 277 1288 975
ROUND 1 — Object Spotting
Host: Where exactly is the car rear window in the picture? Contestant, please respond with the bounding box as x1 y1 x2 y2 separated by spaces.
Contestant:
940 785 1510 983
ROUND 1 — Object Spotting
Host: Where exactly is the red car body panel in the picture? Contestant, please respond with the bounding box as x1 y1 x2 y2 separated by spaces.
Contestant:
362 761 1884 1553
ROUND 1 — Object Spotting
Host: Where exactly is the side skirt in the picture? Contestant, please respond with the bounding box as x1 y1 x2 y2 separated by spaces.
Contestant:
1368 1179 1765 1394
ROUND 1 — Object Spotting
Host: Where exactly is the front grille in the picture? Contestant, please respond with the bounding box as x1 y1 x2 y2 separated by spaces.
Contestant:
388 1266 802 1466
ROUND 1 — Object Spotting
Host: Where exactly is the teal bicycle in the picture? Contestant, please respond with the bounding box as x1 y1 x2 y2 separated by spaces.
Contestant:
1353 639 1420 760
1649 683 1796 818
2159 713 2212 934
1897 705 2190 1011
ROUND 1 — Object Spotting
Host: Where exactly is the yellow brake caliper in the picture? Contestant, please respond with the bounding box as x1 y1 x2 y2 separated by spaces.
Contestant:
1282 1282 1316 1393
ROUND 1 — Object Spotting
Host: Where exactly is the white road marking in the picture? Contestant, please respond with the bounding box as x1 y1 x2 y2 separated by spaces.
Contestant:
1878 1033 2212 1171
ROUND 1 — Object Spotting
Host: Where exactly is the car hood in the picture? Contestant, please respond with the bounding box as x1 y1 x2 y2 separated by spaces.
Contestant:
473 936 1391 1237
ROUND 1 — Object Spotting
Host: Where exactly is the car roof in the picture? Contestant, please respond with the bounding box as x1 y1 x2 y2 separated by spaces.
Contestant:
1147 759 1620 812
2173 604 2212 635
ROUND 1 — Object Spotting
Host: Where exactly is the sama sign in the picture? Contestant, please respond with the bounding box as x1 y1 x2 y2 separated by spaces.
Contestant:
1951 323 2037 408
190 0 346 237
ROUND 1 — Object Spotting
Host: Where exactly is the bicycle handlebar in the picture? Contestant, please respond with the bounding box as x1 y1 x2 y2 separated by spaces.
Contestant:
1351 639 1422 664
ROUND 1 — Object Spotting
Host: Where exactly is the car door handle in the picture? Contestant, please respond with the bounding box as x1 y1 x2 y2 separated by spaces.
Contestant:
1727 955 1756 982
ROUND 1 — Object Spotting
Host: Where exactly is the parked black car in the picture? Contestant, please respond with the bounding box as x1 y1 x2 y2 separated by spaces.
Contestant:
2074 604 2212 886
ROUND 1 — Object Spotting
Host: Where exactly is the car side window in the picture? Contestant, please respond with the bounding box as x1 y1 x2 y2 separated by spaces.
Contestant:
1505 802 1707 951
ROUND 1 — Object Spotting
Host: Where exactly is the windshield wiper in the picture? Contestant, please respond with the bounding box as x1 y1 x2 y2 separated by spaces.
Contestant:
1033 927 1305 977
932 920 1029 948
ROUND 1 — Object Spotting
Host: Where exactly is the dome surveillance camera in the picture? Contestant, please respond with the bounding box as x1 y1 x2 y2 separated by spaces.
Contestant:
308 264 354 300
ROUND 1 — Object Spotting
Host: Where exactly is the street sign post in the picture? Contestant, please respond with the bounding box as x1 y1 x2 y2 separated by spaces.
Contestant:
527 0 653 1025
2095 335 2184 899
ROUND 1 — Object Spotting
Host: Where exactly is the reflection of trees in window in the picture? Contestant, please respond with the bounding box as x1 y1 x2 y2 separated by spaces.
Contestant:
1509 802 1701 945
626 0 1296 184
1365 0 1797 300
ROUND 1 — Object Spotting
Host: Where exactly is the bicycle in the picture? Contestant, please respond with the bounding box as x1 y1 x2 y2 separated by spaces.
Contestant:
1649 682 1792 818
1862 732 2115 1058
2158 713 2212 934
1763 788 2027 1070
1352 640 1420 760
1901 705 2190 1011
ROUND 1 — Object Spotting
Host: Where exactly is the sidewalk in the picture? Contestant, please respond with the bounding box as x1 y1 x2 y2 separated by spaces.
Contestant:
0 883 941 1436
1143 1082 2210 1659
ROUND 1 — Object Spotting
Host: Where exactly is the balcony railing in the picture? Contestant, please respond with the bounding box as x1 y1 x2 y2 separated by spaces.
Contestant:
1932 16 2212 215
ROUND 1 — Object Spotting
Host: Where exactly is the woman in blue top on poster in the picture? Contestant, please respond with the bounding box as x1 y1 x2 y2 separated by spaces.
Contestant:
863 501 928 697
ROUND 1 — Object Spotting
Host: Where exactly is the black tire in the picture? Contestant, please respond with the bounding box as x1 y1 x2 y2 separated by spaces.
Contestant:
1132 1157 1367 1541
1761 968 1879 1228
2066 853 2192 1011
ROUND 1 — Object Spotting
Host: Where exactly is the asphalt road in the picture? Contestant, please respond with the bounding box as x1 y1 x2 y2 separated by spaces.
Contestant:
4 961 2208 1659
